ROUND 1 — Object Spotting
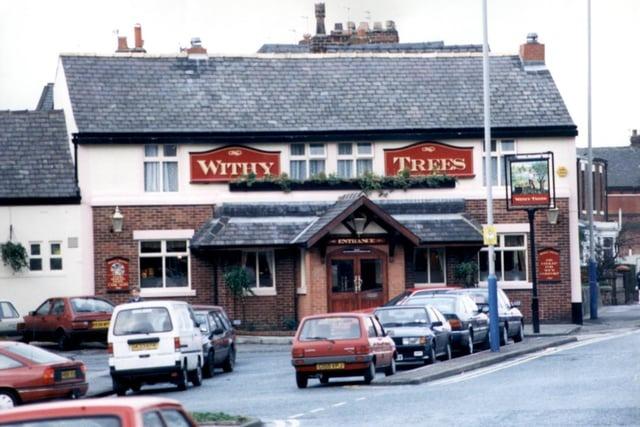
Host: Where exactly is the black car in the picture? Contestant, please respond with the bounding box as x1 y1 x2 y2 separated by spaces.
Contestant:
405 294 489 354
193 305 236 378
451 288 524 345
374 305 451 365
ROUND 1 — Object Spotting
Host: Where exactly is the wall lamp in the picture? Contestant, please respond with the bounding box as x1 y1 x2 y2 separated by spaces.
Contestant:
546 207 559 225
112 206 124 233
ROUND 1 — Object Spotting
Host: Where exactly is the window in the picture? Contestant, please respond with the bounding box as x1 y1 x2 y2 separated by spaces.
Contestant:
29 242 42 271
144 144 178 192
114 307 173 335
0 302 19 319
242 250 275 288
35 300 52 316
483 139 516 186
365 317 377 337
289 144 325 179
139 240 189 289
0 354 22 370
414 248 446 284
479 234 528 283
50 241 63 271
51 299 65 315
337 143 374 178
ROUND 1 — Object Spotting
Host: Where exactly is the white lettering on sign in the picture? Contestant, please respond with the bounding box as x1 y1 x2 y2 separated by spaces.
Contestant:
197 160 275 177
392 157 467 172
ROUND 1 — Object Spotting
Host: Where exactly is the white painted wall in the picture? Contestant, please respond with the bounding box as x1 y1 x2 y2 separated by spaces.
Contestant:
0 205 89 316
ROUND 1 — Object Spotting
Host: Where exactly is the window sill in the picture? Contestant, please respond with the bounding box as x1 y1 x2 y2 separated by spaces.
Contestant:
248 288 277 297
141 288 197 298
296 287 307 295
478 281 532 290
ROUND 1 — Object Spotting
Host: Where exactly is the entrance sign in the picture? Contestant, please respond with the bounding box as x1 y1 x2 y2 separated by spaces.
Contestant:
106 257 130 292
505 152 555 210
328 237 386 246
384 141 474 178
190 146 281 183
538 248 561 282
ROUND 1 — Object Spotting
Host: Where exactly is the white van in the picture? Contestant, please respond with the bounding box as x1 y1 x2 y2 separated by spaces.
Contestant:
108 300 204 395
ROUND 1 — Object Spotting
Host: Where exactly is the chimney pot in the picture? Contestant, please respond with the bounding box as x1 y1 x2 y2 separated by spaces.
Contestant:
385 20 396 31
631 129 640 146
373 21 383 31
347 21 356 32
186 37 207 58
315 3 326 35
527 32 538 43
134 24 144 49
116 36 129 52
519 33 545 65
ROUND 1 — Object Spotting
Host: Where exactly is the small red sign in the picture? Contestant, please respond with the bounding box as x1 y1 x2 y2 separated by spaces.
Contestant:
106 257 130 292
512 193 551 207
384 141 474 177
190 146 281 183
538 248 560 282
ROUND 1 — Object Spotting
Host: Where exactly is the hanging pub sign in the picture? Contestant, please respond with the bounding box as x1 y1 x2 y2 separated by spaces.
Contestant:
538 248 561 282
190 146 281 183
505 152 556 210
106 257 130 292
384 141 474 178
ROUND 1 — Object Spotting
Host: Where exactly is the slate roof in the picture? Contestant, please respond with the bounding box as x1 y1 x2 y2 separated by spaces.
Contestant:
257 41 483 54
577 146 640 189
36 83 54 111
0 110 79 202
60 53 574 135
191 198 482 248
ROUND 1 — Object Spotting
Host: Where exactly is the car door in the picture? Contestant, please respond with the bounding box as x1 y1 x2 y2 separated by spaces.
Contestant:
0 302 20 335
186 306 203 368
29 299 53 340
209 313 227 364
372 316 393 365
427 307 447 354
466 298 488 342
365 317 382 365
46 299 67 339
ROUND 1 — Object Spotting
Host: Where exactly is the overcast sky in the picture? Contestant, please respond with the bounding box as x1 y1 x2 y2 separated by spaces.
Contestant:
0 0 637 147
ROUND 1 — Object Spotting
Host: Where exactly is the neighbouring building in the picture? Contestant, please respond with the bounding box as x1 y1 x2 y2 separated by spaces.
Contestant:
0 108 90 315
51 22 582 329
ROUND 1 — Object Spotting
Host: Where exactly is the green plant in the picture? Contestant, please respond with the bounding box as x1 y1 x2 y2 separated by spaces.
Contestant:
453 261 479 288
1 241 28 273
282 317 298 330
223 265 254 324
357 171 383 195
190 412 249 425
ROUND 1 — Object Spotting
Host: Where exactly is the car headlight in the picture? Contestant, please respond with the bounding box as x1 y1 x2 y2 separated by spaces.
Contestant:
402 337 427 345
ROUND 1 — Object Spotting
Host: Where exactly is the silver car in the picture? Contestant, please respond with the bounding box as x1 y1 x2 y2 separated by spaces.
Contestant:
0 301 22 337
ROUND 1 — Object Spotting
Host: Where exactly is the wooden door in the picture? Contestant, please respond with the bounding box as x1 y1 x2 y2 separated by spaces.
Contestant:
328 249 387 312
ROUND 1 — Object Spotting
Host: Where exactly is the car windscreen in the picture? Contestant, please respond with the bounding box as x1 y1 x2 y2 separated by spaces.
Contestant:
113 307 172 336
0 416 121 427
299 317 361 341
375 308 428 327
70 297 114 314
407 297 456 314
5 342 68 365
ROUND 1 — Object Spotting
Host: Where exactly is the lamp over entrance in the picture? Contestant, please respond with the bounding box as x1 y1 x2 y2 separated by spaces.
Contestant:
112 206 124 233
353 215 367 236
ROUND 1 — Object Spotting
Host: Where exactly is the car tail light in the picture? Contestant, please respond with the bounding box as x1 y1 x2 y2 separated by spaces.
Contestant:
43 367 55 385
356 344 370 355
71 321 89 330
174 337 181 351
107 342 113 355
292 348 305 358
448 319 462 330
80 364 87 374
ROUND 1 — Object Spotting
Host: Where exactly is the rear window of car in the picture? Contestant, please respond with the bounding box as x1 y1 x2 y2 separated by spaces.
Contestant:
70 298 114 314
0 416 121 427
408 296 456 314
299 317 361 341
375 308 429 327
113 307 173 336
4 342 68 364
0 302 19 319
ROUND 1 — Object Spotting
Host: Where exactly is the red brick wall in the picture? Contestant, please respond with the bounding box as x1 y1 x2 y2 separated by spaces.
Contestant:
465 198 573 322
93 205 214 305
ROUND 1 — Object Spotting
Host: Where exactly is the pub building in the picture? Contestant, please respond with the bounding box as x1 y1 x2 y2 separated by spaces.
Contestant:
52 27 582 329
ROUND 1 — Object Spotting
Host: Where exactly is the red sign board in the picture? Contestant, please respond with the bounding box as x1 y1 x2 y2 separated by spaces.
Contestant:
538 248 561 282
384 141 474 177
328 237 387 246
106 257 130 292
190 146 281 183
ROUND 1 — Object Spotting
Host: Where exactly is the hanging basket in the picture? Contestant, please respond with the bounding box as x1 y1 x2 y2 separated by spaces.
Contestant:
1 241 28 272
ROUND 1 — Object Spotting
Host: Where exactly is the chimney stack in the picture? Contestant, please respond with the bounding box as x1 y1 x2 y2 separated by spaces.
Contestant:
631 129 640 146
519 33 545 65
315 3 326 35
116 36 129 53
133 24 145 52
186 37 208 59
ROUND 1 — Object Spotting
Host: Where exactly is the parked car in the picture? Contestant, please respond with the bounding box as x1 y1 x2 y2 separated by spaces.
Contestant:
291 313 396 388
193 305 237 378
355 287 461 315
0 397 197 426
374 305 452 364
0 341 87 409
0 301 22 337
451 288 524 345
404 293 489 354
108 300 204 395
21 296 114 350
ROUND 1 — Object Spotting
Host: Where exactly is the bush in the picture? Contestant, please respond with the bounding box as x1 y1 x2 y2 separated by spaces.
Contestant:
1 241 28 273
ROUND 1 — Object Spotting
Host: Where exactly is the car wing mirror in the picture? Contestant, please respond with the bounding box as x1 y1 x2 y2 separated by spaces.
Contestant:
481 306 490 314
29 311 36 316
214 327 224 335
199 324 208 333
511 300 521 308
431 321 443 328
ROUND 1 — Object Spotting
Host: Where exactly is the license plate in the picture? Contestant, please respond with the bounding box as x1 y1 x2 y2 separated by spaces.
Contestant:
91 320 110 329
316 363 345 370
414 351 424 357
397 354 404 361
61 370 77 380
130 342 158 351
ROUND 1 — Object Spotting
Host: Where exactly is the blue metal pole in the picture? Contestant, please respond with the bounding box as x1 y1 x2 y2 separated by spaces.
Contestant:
488 274 500 351
589 259 598 318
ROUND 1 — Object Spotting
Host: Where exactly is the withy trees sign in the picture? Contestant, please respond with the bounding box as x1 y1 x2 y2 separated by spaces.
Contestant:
384 141 474 178
505 153 556 210
190 146 281 183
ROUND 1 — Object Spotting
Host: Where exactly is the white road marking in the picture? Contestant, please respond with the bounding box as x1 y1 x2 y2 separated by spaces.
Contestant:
430 329 640 386
309 407 325 413
355 397 367 401
289 414 305 419
332 402 347 407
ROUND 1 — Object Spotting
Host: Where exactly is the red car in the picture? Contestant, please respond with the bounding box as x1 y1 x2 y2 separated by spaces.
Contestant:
21 296 114 350
0 341 87 409
355 287 461 314
291 313 396 388
193 305 237 378
0 397 196 426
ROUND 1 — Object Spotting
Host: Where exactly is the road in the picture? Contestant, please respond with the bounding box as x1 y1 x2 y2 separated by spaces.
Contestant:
56 330 640 426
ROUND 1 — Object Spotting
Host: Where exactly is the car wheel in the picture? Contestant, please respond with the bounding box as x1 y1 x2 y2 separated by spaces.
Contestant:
466 331 474 355
296 372 308 389
319 374 329 385
222 347 236 373
189 360 203 387
177 363 189 391
425 342 436 365
56 330 72 351
363 361 376 384
130 382 141 393
112 378 127 397
0 390 18 410
384 356 396 376
514 322 525 343
500 324 509 346
203 350 215 379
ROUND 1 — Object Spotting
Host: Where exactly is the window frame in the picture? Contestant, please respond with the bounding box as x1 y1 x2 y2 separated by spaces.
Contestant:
413 247 447 286
336 142 374 178
478 233 529 289
289 143 326 179
139 239 192 294
144 144 179 193
28 241 43 272
241 249 277 296
49 241 63 271
483 139 516 187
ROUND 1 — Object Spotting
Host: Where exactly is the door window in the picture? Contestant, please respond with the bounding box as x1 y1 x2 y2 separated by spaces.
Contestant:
371 317 384 336
360 259 383 291
35 300 52 316
159 410 193 427
51 300 65 315
142 411 164 427
331 259 355 292
0 302 19 319
365 318 377 337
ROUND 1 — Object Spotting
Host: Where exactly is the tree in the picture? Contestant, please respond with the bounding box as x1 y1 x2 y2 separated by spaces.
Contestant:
223 265 254 326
